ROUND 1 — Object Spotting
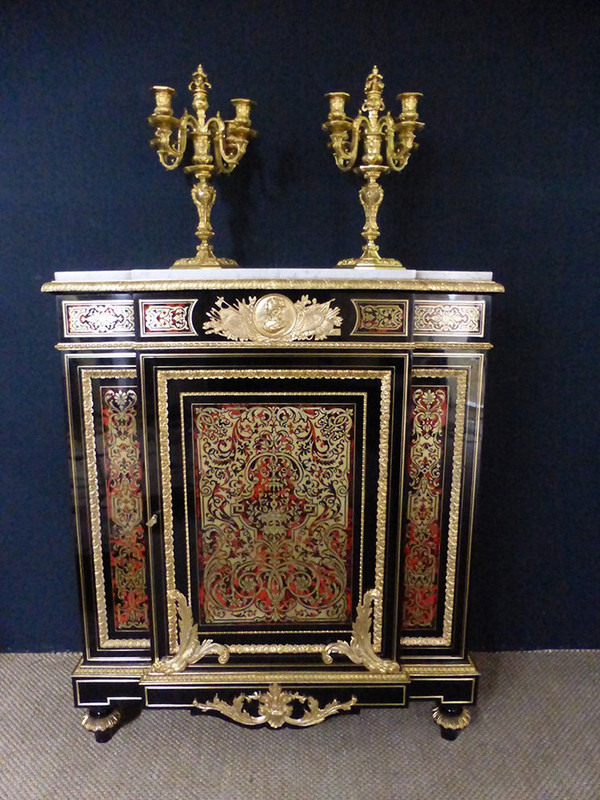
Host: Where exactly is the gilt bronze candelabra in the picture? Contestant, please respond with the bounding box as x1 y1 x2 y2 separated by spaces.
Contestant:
324 66 423 269
149 65 255 268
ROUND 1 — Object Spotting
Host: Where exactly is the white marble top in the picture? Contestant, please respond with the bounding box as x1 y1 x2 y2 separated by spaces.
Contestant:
53 267 494 282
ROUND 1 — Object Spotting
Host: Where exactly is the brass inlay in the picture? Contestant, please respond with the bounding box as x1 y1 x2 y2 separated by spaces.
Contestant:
204 294 342 341
323 589 403 674
400 368 468 648
157 368 392 654
350 298 408 335
324 67 423 268
413 301 485 336
81 368 150 650
193 683 357 728
62 301 134 337
42 279 505 293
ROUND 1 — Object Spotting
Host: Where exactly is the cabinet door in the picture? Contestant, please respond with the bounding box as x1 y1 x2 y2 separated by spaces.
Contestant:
140 350 410 670
64 354 151 662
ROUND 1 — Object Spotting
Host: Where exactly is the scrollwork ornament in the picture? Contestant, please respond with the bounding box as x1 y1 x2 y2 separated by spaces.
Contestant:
203 294 342 342
150 590 230 674
193 683 357 728
323 589 402 674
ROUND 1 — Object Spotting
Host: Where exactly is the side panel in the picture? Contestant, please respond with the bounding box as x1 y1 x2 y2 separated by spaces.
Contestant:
399 352 487 660
64 353 151 663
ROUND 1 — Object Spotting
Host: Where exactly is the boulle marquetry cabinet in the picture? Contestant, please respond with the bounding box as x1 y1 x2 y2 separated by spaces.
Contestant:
42 267 503 741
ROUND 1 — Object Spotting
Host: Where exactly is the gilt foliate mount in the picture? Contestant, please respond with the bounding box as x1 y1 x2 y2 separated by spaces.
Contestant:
149 65 256 268
149 589 403 676
324 66 424 269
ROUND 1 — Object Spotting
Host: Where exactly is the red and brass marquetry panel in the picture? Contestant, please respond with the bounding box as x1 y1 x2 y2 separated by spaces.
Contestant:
400 367 469 649
193 402 355 625
402 383 449 630
139 299 198 336
80 368 150 650
350 299 408 336
100 385 149 632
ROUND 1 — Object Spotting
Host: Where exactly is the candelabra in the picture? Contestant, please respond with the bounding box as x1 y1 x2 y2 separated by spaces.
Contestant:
149 65 255 268
324 66 423 268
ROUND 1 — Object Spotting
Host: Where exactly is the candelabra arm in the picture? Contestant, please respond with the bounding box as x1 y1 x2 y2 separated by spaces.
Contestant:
150 113 198 170
384 124 412 172
330 116 366 171
209 119 250 174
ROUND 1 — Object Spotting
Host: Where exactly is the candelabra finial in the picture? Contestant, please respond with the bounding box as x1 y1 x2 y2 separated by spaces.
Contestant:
324 67 423 269
149 65 256 268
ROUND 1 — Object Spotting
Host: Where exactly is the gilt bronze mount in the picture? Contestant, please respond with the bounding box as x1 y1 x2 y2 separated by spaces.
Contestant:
324 66 423 269
149 65 255 268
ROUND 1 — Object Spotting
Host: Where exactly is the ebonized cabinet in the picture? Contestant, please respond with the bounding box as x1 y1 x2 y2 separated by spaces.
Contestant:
43 268 503 740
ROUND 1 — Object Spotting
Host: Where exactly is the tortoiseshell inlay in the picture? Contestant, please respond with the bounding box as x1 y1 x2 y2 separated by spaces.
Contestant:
402 386 448 630
101 386 149 631
192 403 356 625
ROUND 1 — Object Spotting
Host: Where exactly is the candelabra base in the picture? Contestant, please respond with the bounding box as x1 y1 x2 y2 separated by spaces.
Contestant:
336 255 405 270
171 254 238 269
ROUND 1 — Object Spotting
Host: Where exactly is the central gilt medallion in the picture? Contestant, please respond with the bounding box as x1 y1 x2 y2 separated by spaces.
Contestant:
192 403 355 624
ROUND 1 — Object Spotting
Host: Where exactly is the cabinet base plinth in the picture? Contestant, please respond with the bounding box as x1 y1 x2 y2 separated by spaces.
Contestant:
72 656 479 739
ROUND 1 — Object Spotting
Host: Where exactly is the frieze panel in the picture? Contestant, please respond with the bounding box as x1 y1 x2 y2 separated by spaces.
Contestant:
140 299 197 337
63 301 135 337
413 301 484 336
203 294 342 341
350 299 408 336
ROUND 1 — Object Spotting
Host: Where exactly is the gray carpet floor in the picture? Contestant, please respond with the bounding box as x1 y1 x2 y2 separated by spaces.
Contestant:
0 651 598 799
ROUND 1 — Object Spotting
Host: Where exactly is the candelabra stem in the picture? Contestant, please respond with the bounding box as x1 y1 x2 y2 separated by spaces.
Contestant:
172 170 236 268
337 166 403 269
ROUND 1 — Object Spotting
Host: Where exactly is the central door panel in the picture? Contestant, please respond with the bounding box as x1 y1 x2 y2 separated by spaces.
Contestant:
140 351 409 667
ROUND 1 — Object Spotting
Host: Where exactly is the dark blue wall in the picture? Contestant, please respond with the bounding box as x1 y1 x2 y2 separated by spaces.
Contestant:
1 0 598 651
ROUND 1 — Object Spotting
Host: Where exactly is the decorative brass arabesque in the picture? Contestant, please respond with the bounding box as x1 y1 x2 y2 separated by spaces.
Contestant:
150 589 401 675
324 66 423 269
323 589 401 673
193 683 357 728
151 590 230 674
149 65 255 268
